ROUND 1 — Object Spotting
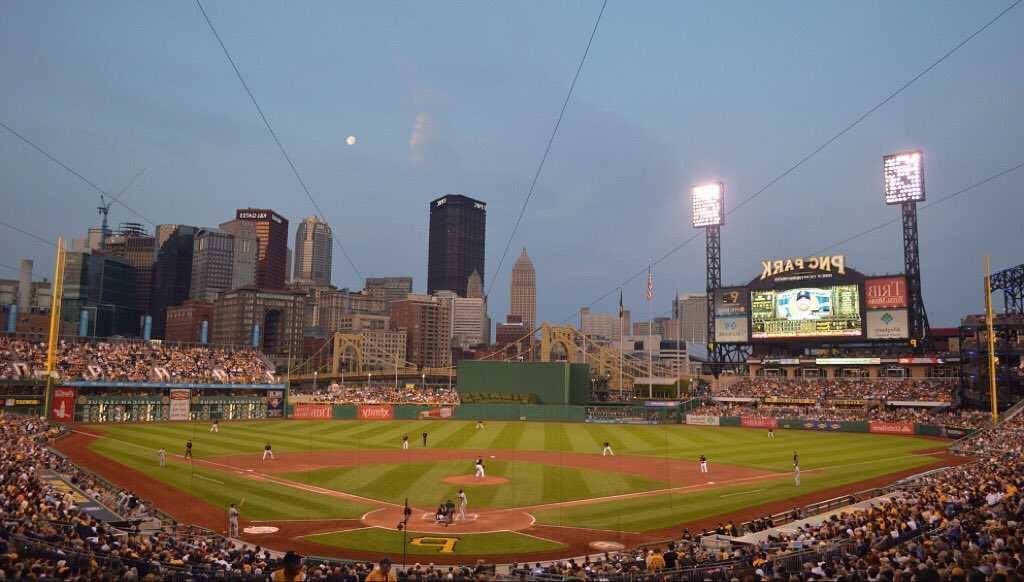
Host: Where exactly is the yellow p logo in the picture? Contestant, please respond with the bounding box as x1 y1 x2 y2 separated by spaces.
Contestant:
410 536 459 554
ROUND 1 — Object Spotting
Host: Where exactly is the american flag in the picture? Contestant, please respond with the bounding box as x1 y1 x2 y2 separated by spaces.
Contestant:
646 268 653 302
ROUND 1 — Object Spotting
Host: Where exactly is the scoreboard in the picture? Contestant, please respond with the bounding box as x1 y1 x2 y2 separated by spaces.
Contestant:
750 285 862 339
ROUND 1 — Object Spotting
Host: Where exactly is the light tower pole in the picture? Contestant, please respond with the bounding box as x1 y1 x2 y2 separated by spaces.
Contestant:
884 151 932 352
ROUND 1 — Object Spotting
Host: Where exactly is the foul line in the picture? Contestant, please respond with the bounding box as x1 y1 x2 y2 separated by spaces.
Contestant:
721 488 765 498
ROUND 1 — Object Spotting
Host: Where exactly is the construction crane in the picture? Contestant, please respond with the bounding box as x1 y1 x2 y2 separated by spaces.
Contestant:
97 169 145 250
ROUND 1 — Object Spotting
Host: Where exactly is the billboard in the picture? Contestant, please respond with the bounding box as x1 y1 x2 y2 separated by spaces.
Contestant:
169 389 191 421
266 389 284 419
715 316 749 343
50 387 76 422
685 415 720 426
751 285 861 339
869 422 914 435
357 405 394 420
866 309 909 340
714 287 749 316
741 416 778 429
865 277 907 309
293 404 332 420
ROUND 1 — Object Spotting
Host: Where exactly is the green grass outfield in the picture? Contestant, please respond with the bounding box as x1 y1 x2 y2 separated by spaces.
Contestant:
84 420 945 548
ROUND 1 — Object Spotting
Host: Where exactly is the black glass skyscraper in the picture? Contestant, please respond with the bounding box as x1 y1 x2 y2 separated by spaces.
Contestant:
427 194 486 297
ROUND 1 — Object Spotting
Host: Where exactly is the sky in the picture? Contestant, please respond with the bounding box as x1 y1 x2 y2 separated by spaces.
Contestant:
1 1 1023 330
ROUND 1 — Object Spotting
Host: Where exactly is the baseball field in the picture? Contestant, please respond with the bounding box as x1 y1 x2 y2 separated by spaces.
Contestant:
53 420 962 563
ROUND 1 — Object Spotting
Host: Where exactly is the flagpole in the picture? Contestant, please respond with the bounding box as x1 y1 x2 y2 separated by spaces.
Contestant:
648 260 653 399
618 286 623 400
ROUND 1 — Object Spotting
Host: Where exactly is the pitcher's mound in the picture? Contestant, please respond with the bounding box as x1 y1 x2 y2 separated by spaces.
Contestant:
442 475 509 486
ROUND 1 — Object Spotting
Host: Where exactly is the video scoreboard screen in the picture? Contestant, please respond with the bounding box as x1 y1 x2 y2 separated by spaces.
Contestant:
751 285 862 339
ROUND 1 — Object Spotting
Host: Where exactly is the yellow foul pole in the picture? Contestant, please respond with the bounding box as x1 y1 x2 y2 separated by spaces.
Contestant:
984 255 997 424
43 237 66 418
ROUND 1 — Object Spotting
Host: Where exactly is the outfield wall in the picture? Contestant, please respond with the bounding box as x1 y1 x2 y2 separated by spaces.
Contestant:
684 414 977 439
286 403 588 422
455 361 590 405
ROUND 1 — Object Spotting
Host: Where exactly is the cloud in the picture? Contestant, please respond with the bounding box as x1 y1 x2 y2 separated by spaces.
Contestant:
408 111 436 165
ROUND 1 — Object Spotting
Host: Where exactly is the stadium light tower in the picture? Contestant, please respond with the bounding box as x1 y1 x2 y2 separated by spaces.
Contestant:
884 151 931 350
692 182 740 378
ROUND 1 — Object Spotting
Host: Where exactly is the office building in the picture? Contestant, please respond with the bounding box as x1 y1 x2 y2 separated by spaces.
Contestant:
61 252 140 337
312 286 388 332
150 225 197 339
189 228 235 303
234 208 289 290
165 300 213 344
219 219 258 289
210 287 307 356
633 317 672 337
448 295 487 349
510 248 536 332
672 293 708 344
389 293 452 368
294 217 332 285
580 307 631 344
365 277 413 303
103 226 155 315
427 194 486 297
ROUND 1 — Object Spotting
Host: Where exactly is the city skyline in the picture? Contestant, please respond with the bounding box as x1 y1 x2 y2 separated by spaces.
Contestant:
2 2 1023 329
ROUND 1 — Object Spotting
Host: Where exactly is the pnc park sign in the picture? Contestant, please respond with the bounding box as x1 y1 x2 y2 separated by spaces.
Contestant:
760 254 846 280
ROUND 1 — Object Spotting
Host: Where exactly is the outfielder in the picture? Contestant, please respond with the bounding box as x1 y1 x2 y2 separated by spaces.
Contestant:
474 457 485 478
263 443 274 460
603 441 614 456
402 435 409 450
157 447 166 468
211 419 219 433
476 420 484 429
228 503 239 537
457 488 468 521
700 454 708 473
794 464 801 487
768 428 774 438
184 440 193 460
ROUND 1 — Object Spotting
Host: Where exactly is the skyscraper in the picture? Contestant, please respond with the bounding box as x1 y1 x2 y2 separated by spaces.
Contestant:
510 248 536 332
389 293 452 368
427 194 485 297
293 217 332 285
151 225 197 339
365 277 413 303
189 228 234 303
234 208 289 290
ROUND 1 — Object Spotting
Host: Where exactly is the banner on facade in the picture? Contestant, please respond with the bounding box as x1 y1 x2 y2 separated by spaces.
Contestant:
293 404 332 420
357 405 394 420
869 422 914 434
418 406 455 420
685 414 721 426
266 389 284 419
168 389 191 421
741 416 778 429
644 401 682 408
50 387 76 422
801 420 845 431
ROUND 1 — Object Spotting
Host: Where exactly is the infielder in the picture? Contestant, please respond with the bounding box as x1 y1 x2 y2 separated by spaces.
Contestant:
457 488 468 521
700 454 708 473
422 431 428 446
475 420 484 429
228 503 239 537
474 457 485 478
603 441 614 456
402 435 409 450
263 443 274 460
184 440 193 460
794 464 801 487
157 447 166 468
211 419 219 433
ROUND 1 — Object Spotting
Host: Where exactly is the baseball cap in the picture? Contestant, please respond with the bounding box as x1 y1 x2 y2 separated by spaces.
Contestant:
796 290 811 300
380 557 392 566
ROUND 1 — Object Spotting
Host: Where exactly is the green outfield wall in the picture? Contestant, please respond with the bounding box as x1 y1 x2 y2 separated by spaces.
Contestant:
455 361 590 405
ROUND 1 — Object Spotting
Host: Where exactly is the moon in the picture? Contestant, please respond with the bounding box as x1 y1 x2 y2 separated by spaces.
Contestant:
346 135 356 145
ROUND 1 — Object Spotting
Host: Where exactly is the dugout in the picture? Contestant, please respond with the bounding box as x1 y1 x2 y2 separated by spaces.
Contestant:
455 361 590 405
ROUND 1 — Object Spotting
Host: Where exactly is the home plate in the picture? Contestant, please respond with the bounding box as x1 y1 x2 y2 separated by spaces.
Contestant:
490 455 495 458
708 481 715 484
247 469 253 472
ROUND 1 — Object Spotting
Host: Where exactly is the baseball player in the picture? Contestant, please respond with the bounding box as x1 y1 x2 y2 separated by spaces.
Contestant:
603 441 614 456
475 420 484 429
263 443 274 460
157 447 166 468
422 431 428 446
794 464 801 487
793 451 799 467
402 435 409 450
768 428 774 438
184 440 193 460
474 457 485 478
457 488 468 521
228 503 239 537
211 419 219 433
700 454 708 474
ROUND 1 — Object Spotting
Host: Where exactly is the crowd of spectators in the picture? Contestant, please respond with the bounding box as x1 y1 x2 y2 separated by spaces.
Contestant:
720 377 954 402
291 383 461 405
689 402 993 429
0 336 273 384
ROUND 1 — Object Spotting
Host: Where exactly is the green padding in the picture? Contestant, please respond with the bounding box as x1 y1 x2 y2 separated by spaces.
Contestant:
719 416 741 427
914 423 943 437
455 361 590 404
389 404 587 422
332 405 357 420
843 421 870 433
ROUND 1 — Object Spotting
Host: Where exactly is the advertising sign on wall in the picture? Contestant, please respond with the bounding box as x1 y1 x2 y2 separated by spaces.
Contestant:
266 389 284 419
801 420 844 432
715 316 750 343
869 422 914 434
714 287 749 317
419 407 455 420
50 387 76 422
685 415 721 426
169 389 191 421
865 277 908 309
866 309 909 340
357 405 394 420
741 416 778 429
293 404 332 420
